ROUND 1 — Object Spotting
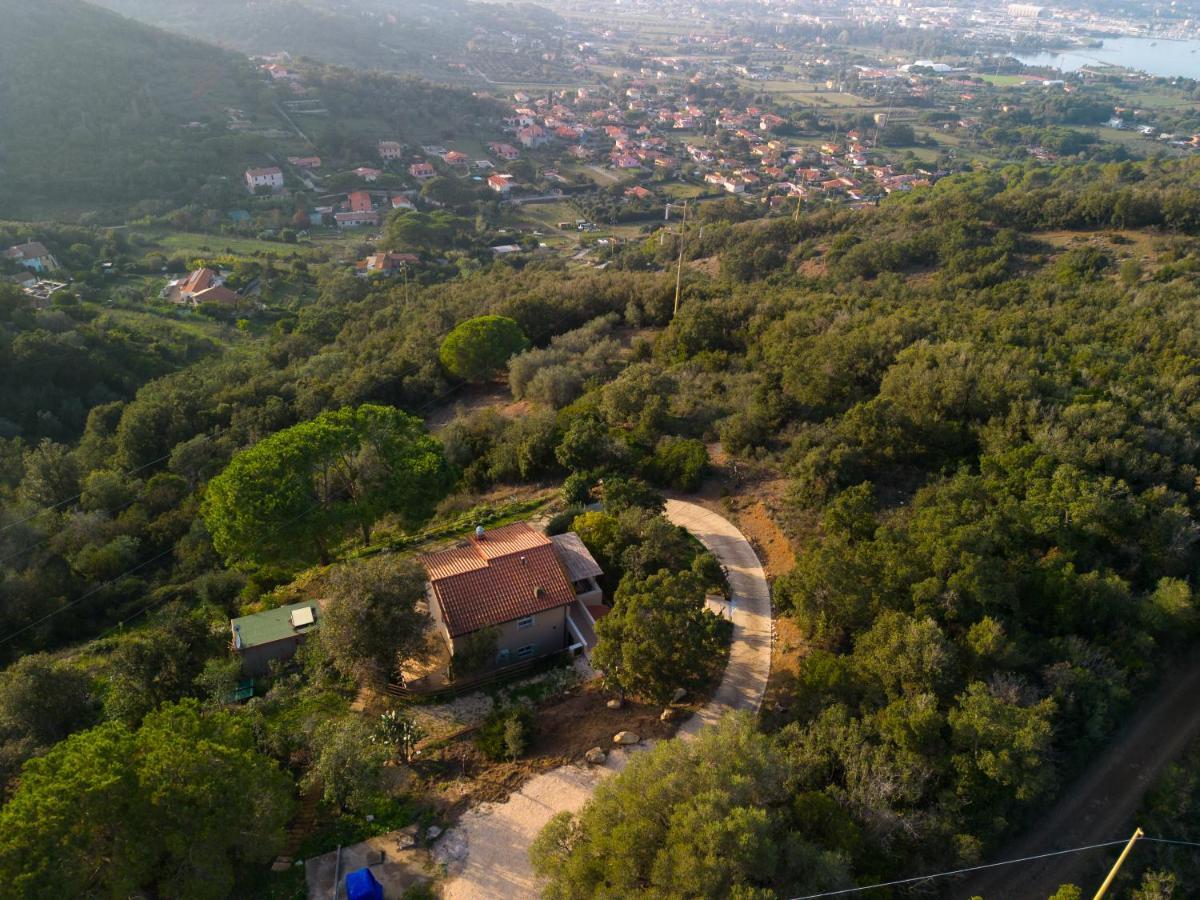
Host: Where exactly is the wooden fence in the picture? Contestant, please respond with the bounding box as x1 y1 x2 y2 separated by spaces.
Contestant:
386 649 574 702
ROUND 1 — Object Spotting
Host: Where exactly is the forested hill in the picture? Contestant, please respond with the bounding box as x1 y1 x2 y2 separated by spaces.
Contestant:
88 0 564 78
6 159 1200 895
0 0 269 217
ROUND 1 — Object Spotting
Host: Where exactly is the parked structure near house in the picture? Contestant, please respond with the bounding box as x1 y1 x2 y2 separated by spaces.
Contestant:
420 523 606 672
3 241 59 273
230 600 320 675
244 166 285 193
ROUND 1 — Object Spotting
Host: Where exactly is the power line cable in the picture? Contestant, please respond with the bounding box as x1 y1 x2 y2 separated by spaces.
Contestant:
0 438 213 537
0 495 331 648
788 838 1133 899
0 546 178 648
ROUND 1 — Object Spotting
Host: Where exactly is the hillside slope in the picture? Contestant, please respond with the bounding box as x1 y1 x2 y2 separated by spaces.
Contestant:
0 0 275 217
89 0 565 81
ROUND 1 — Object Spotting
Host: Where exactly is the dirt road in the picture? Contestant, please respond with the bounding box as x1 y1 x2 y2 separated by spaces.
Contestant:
954 654 1200 899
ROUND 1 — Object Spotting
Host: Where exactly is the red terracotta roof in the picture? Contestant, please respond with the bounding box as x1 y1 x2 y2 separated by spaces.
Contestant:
422 523 575 637
191 285 240 306
183 268 218 295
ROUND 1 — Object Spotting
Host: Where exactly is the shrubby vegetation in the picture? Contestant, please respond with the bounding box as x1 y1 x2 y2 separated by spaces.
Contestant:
438 315 530 383
535 156 1200 893
202 404 452 565
532 715 852 897
0 700 293 898
5 154 1200 896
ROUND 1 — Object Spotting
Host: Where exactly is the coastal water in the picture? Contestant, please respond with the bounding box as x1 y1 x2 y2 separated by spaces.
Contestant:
1015 36 1200 78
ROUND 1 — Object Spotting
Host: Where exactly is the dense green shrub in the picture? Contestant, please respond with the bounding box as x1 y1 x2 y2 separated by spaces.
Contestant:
475 705 536 761
439 316 530 382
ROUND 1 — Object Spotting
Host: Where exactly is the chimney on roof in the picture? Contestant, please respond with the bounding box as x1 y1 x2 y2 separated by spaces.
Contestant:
476 526 485 540
520 555 527 565
535 586 545 598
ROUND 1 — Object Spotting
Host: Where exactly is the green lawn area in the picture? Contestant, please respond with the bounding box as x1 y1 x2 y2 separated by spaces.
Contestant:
149 231 325 259
101 306 245 345
976 74 1031 86
660 182 712 200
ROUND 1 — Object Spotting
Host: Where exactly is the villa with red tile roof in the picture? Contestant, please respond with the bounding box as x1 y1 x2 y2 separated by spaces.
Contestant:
355 251 418 277
409 162 436 180
163 268 242 307
487 173 514 194
347 191 374 213
420 523 605 671
488 142 520 161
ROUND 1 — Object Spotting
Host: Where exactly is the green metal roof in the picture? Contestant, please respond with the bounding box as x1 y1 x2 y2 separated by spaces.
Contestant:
231 601 320 649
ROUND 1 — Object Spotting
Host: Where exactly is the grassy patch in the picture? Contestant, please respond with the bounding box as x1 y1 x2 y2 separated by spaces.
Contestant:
297 795 431 861
150 231 319 259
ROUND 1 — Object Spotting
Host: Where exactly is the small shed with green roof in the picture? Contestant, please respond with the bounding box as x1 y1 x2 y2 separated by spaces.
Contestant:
231 600 320 675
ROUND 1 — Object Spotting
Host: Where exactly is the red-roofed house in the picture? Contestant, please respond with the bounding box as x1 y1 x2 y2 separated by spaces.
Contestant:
347 191 374 213
163 268 243 306
420 523 605 670
356 251 419 277
487 173 515 194
409 162 436 180
517 125 549 148
488 142 520 161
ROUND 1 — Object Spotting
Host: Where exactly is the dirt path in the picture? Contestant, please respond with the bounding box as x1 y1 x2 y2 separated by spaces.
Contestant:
435 500 773 898
955 653 1200 899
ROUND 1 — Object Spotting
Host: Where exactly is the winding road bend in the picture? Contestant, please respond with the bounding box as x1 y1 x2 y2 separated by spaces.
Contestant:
437 499 774 899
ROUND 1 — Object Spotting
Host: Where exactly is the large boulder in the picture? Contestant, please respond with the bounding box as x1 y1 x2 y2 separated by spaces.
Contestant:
613 731 640 745
605 698 623 710
670 687 687 704
585 747 607 765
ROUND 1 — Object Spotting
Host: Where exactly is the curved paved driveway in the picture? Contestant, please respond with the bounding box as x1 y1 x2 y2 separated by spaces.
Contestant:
437 500 773 899
666 500 774 737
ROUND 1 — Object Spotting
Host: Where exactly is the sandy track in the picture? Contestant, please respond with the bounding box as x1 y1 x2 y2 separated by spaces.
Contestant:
954 653 1200 899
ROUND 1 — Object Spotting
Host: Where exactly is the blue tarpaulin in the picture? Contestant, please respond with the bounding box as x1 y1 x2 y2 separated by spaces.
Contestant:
345 867 383 900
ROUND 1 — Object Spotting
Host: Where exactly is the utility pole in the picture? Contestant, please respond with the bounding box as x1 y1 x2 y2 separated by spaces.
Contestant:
1094 827 1143 900
673 200 687 317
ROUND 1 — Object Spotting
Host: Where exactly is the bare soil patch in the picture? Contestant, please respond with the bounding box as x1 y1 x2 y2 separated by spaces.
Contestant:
416 682 679 822
425 382 529 431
